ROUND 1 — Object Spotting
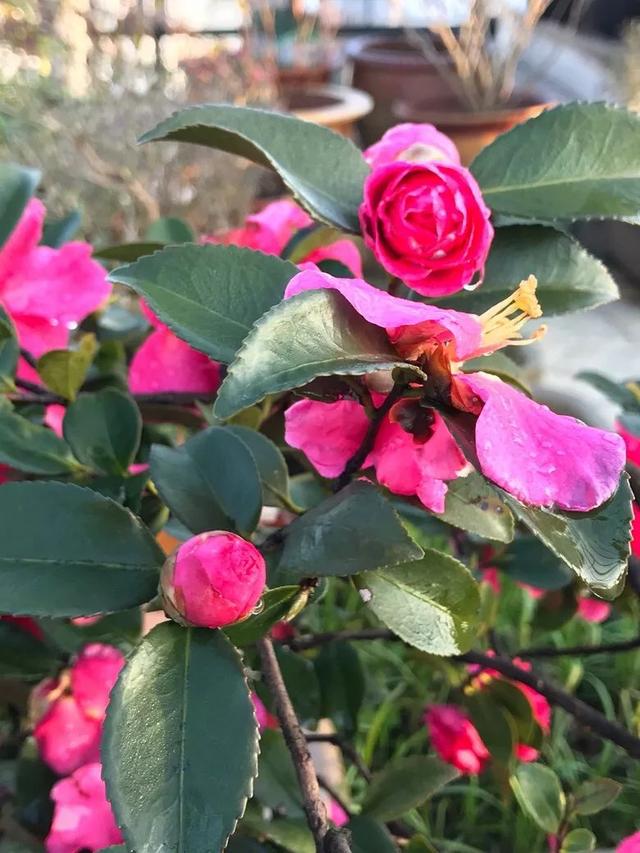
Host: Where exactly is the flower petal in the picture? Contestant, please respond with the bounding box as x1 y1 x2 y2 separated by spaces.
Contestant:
0 198 44 283
284 268 482 360
129 328 221 395
303 239 363 277
461 372 626 511
284 399 369 478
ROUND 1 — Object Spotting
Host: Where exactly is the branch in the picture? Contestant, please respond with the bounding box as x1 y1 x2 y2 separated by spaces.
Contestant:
518 636 640 660
287 628 393 651
333 385 405 492
257 636 352 853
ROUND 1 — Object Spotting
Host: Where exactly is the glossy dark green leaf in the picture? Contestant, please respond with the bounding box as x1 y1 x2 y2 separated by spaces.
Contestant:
226 426 292 508
0 307 18 389
0 407 78 474
150 426 262 535
0 482 162 616
275 646 321 723
359 548 480 656
573 777 622 816
225 586 298 647
347 816 397 853
0 163 40 248
362 755 459 821
15 738 56 836
145 216 194 243
110 244 296 363
64 389 142 475
503 474 633 599
41 610 143 655
241 807 314 853
560 829 596 853
465 692 517 765
140 104 368 232
254 730 304 818
95 242 166 262
499 537 573 590
435 471 514 542
314 641 365 734
270 481 422 586
472 103 640 222
103 623 259 853
510 763 565 834
37 333 97 401
482 679 542 749
577 372 639 409
41 210 82 247
0 621 59 679
215 289 415 420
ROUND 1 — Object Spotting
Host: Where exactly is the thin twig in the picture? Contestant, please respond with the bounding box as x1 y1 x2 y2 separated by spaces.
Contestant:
257 636 352 853
18 348 37 369
287 629 393 651
518 636 640 659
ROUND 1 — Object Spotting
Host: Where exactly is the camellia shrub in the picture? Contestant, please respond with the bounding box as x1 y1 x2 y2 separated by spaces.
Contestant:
0 102 639 853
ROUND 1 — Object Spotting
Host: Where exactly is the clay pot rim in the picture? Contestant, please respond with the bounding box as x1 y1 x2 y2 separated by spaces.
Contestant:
346 35 442 68
288 84 374 124
393 95 554 129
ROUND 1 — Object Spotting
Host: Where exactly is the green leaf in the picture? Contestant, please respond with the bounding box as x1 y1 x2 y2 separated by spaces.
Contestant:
275 647 321 723
0 163 40 248
0 307 18 389
362 755 459 821
434 471 514 542
103 623 259 853
37 334 98 401
215 289 416 420
532 586 578 632
282 224 342 263
465 693 517 765
145 216 194 243
358 548 480 656
0 407 78 474
482 679 542 749
503 474 634 599
270 481 423 586
241 807 314 853
226 426 292 509
109 244 296 364
15 738 56 836
63 389 141 474
347 816 397 853
438 226 618 315
0 621 59 680
577 372 639 409
41 210 82 247
140 104 368 232
150 426 262 535
499 537 573 590
225 586 298 647
314 641 365 734
95 242 166 262
471 103 640 222
41 609 143 656
573 777 622 816
0 482 162 616
254 730 304 818
510 763 565 834
560 829 596 853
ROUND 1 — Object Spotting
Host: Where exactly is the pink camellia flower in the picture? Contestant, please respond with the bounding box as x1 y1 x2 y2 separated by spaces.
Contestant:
44 403 66 438
251 693 278 731
161 531 266 629
129 301 222 395
425 704 489 774
1 614 44 640
364 122 461 169
577 595 611 624
0 199 110 379
328 799 349 828
359 160 493 297
284 269 625 512
33 644 124 775
46 762 123 853
618 831 640 852
203 198 363 277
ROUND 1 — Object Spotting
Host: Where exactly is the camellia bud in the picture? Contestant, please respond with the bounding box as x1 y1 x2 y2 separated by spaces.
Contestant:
160 531 266 629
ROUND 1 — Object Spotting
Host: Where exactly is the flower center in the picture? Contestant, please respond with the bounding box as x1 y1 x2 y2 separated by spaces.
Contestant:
477 275 547 355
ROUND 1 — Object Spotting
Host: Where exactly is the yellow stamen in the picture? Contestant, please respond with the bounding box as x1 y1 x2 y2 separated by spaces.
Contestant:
478 275 547 354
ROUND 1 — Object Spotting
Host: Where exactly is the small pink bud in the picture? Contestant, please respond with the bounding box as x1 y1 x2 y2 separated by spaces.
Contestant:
161 531 266 629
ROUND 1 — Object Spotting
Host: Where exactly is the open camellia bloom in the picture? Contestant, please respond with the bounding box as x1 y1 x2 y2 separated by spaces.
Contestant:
129 300 222 395
425 705 490 774
203 198 362 277
284 269 626 513
0 199 110 379
46 762 123 853
33 644 124 775
364 122 461 169
359 158 493 297
618 831 640 853
161 531 266 629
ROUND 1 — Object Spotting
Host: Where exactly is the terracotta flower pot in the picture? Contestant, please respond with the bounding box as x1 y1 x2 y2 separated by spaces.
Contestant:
285 84 373 138
393 95 552 166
